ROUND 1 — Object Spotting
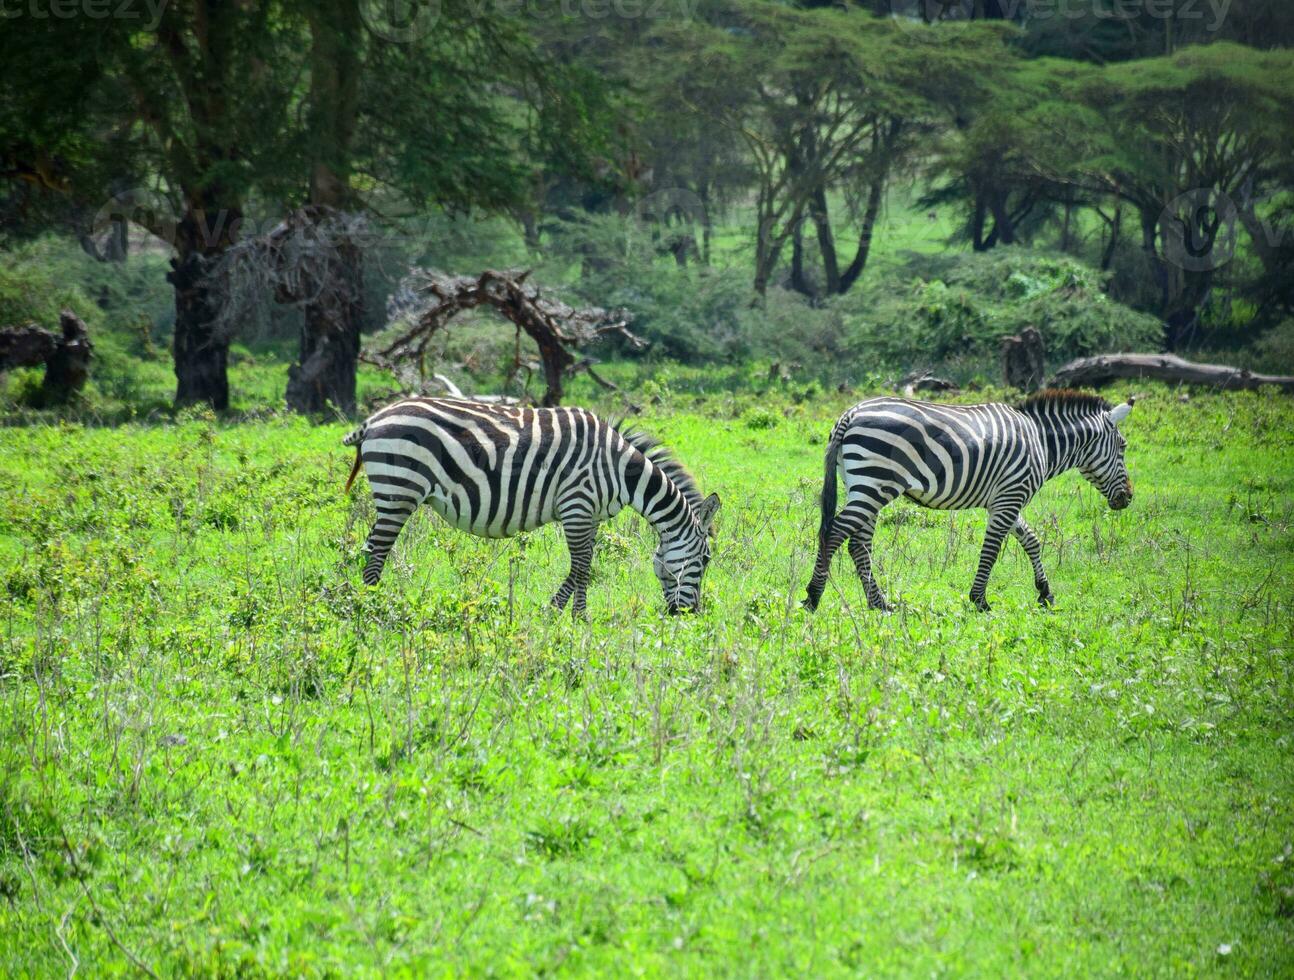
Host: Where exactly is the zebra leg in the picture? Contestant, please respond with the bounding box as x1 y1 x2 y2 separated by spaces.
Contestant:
1011 517 1053 607
968 506 1020 612
552 513 597 617
847 513 892 612
362 495 419 585
805 498 889 611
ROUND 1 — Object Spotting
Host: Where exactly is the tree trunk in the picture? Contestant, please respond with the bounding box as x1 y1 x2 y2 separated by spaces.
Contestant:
700 186 713 266
1049 353 1294 393
1139 206 1174 348
169 218 232 411
0 311 94 405
0 323 58 369
988 189 1016 245
285 259 362 415
42 310 94 404
971 191 989 252
838 172 886 294
753 219 788 296
518 208 541 249
809 187 840 295
789 218 815 299
1099 204 1122 271
285 0 365 416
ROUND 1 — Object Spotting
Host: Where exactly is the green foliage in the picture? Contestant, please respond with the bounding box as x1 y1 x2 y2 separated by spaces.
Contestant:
838 250 1165 371
542 213 756 362
0 244 104 334
0 386 1291 973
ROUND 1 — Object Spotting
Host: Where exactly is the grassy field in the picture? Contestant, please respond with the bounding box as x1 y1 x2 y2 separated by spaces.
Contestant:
1 383 1292 975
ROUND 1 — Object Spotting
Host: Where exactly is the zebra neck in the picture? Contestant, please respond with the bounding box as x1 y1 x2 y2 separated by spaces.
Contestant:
623 459 696 542
1034 415 1094 480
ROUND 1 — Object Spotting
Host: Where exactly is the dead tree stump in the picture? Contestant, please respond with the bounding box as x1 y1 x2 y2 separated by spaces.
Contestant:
0 309 93 405
1001 326 1045 391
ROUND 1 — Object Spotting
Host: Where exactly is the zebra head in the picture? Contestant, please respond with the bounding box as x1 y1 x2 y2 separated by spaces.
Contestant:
653 493 721 614
1077 399 1135 510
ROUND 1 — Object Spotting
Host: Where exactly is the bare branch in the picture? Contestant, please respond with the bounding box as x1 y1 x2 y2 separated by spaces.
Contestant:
365 269 645 406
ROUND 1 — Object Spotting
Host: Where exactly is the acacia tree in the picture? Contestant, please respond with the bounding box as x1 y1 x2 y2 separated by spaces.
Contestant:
1065 44 1294 347
274 2 552 414
250 2 618 415
682 5 1011 298
1 3 300 410
922 57 1102 254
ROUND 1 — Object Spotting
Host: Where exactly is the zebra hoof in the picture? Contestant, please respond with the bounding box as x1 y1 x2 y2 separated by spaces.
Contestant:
1038 590 1054 608
870 601 894 614
970 594 991 613
801 592 820 613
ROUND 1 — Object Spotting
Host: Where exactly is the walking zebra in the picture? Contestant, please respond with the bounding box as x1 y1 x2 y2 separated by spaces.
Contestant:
804 390 1135 612
342 398 721 615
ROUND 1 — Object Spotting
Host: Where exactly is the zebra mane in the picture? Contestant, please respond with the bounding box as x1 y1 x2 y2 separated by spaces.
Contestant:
619 426 704 514
1016 389 1112 417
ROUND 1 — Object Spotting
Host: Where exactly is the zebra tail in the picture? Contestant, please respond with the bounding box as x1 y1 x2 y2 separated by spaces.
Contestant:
819 426 842 550
342 424 366 494
344 450 364 497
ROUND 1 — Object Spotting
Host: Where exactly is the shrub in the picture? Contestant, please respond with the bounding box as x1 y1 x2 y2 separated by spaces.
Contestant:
834 249 1165 374
540 213 754 362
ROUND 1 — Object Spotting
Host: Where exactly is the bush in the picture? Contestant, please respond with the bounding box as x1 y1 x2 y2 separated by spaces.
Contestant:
1193 318 1294 375
540 213 754 362
0 244 106 334
834 249 1165 375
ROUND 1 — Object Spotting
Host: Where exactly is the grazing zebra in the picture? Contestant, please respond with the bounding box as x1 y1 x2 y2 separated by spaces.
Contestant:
804 390 1135 612
342 398 720 615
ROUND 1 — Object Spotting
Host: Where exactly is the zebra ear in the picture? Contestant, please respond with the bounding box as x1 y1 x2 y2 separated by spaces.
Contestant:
696 493 721 536
1108 401 1133 426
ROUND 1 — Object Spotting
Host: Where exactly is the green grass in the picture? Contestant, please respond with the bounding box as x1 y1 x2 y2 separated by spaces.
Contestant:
1 384 1292 975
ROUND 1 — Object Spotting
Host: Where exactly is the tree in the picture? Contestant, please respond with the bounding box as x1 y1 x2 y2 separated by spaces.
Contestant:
263 2 616 415
680 4 1013 297
1064 44 1294 347
1 2 300 410
922 57 1100 254
1022 0 1294 62
369 269 646 406
3 3 613 412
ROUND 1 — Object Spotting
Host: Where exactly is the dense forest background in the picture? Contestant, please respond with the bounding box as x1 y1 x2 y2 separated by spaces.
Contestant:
2 0 1293 417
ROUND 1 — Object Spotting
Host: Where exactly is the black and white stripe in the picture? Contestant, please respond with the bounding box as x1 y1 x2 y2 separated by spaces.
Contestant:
343 398 720 615
804 390 1134 612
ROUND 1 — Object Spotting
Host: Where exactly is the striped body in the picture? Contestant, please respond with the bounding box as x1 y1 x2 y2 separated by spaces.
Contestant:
345 398 720 614
804 391 1134 612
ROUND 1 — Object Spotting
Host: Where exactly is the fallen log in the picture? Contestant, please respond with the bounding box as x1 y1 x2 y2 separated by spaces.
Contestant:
896 370 958 398
1048 353 1294 394
0 322 59 370
0 309 94 404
